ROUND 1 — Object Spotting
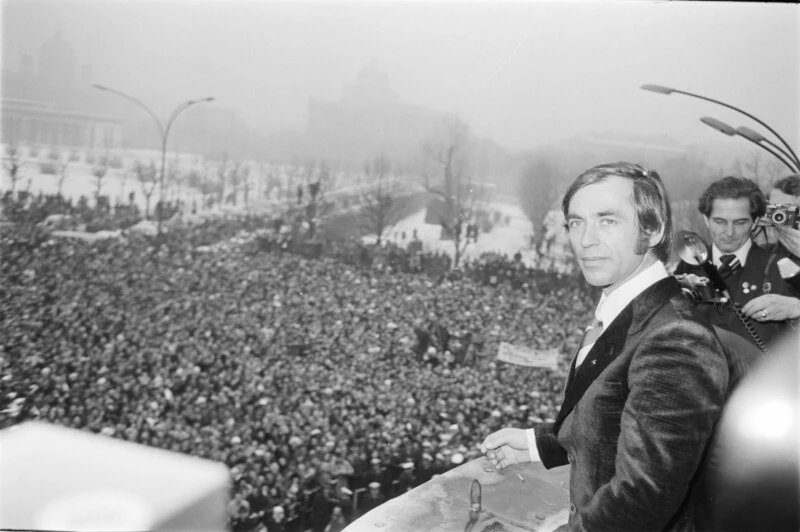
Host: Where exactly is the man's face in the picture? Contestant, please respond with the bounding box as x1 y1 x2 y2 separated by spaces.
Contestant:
566 176 655 292
704 197 753 253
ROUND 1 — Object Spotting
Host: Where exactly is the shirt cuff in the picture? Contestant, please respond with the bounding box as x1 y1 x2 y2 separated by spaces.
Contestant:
525 428 541 463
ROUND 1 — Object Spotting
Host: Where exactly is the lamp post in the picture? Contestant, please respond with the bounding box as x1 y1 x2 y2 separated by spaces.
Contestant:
700 117 799 173
736 126 800 172
92 84 214 236
642 84 800 170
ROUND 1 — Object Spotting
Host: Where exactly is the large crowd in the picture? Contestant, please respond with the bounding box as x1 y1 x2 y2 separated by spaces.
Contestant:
1 201 597 532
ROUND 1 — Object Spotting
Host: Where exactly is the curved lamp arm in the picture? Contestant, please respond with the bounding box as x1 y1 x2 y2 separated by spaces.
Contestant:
737 126 800 171
700 117 798 173
643 84 800 168
93 84 165 140
160 97 216 206
165 97 215 140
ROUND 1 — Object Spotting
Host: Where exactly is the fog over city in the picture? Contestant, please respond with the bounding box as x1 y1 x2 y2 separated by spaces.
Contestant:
3 3 800 531
3 0 797 158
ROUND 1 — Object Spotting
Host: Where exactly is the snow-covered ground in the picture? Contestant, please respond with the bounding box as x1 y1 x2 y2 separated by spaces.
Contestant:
2 148 206 216
2 145 415 219
368 202 540 267
368 200 577 271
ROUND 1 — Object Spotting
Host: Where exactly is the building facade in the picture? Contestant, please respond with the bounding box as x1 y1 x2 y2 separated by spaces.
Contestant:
1 98 122 150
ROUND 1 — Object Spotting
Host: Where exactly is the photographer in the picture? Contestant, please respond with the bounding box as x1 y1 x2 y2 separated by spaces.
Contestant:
744 173 800 323
674 176 799 348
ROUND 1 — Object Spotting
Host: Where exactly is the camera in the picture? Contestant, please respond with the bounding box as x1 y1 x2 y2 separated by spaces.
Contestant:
760 203 800 229
675 273 727 305
686 282 725 305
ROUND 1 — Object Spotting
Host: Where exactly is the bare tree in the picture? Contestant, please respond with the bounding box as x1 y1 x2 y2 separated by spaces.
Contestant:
216 153 229 205
164 156 180 203
423 114 469 207
518 155 565 251
57 159 70 197
2 145 25 195
199 162 215 211
304 160 326 240
739 149 784 190
318 160 333 191
254 162 265 201
238 162 252 206
360 153 408 245
422 114 474 268
215 157 248 207
134 159 158 219
93 156 110 201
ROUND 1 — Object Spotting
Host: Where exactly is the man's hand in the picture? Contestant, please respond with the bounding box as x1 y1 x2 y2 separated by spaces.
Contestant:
480 428 531 470
741 294 800 322
776 225 800 259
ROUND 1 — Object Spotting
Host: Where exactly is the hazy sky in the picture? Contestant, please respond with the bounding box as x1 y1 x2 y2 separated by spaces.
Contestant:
2 0 798 153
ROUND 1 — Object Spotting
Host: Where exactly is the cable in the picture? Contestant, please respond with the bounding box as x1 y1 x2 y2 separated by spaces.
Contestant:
729 296 769 354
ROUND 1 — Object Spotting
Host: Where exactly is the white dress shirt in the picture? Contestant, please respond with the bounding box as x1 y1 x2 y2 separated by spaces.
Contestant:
711 239 751 269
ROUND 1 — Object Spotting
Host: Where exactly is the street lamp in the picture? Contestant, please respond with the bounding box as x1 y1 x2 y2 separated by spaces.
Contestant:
700 117 799 173
92 84 214 235
736 126 800 171
642 84 800 170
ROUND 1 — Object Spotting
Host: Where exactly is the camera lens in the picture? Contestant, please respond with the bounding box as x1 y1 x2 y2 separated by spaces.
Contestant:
771 211 787 225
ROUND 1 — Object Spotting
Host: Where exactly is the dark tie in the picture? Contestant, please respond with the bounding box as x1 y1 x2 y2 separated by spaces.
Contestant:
576 317 603 367
718 254 741 279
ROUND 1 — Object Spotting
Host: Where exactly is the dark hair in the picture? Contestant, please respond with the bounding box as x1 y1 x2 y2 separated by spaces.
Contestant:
773 174 800 197
561 161 672 263
697 176 766 220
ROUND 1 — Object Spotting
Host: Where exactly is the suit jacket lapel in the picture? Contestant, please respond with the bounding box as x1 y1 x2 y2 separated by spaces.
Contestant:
553 278 682 434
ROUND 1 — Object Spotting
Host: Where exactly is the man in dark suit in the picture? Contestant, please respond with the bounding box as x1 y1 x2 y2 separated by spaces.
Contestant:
743 174 800 327
674 176 798 348
481 162 731 531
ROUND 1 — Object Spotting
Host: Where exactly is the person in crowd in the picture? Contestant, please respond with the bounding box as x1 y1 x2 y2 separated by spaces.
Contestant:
743 173 800 325
358 482 386 518
266 505 288 532
323 505 347 532
674 175 798 348
481 162 731 531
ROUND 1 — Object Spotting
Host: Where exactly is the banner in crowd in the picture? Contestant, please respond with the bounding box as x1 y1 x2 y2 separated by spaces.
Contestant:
497 342 559 369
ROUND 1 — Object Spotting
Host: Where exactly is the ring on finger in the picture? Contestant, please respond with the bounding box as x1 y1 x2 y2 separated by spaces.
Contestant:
761 310 767 319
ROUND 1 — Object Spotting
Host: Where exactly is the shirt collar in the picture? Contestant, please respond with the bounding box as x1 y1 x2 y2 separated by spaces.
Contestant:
595 260 669 328
711 238 752 268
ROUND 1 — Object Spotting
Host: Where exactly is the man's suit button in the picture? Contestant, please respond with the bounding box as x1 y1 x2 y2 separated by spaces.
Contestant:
569 503 576 514
567 453 574 463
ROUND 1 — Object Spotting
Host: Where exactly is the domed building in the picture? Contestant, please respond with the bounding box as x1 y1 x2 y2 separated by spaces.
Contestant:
306 61 441 164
